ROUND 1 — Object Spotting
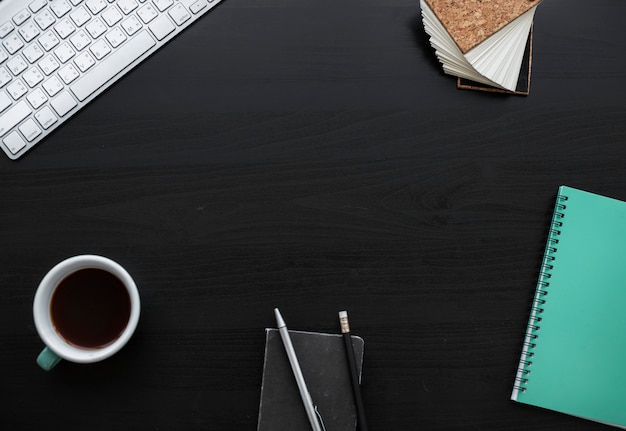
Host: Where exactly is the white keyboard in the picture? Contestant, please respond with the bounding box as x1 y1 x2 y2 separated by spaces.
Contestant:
0 0 222 160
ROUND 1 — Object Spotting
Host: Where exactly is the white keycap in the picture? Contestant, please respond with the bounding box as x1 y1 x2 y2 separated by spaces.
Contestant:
39 31 61 51
118 0 139 14
26 87 48 109
70 30 91 51
54 42 76 63
43 76 64 96
0 67 12 87
7 79 28 100
58 63 80 84
39 55 61 75
51 0 73 18
149 15 175 41
85 18 107 39
137 4 158 24
13 10 32 26
89 39 111 60
7 55 28 76
23 67 45 87
3 131 27 154
54 18 76 39
102 7 123 26
0 100 32 137
3 34 24 55
35 106 58 129
169 4 191 26
0 49 7 64
121 15 142 36
19 22 41 42
29 0 49 13
35 10 56 31
23 44 44 63
106 27 127 48
86 0 107 14
189 1 207 14
50 90 77 116
74 51 95 72
0 22 15 38
19 118 42 141
0 92 12 112
70 6 91 27
153 0 174 12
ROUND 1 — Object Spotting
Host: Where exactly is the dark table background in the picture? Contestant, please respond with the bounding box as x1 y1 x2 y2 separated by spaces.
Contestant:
2 0 625 429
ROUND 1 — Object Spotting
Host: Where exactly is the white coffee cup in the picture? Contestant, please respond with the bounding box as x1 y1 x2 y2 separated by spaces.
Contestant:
33 255 140 370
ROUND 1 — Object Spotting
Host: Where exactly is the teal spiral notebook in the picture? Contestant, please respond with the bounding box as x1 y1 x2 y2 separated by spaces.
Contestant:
512 186 626 428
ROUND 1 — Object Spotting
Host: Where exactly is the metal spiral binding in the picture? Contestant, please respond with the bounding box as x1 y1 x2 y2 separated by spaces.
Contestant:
513 192 569 394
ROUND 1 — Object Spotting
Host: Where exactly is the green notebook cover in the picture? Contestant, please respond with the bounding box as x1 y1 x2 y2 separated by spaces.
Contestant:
512 185 626 428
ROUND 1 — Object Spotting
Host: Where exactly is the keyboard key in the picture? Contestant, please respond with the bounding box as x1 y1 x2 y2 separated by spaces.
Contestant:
35 10 57 31
54 42 76 63
89 39 111 60
0 67 12 87
54 18 77 39
118 0 139 14
71 30 155 101
19 118 42 142
149 16 175 41
39 31 61 51
86 0 108 15
3 131 27 154
58 63 80 84
3 34 24 55
29 0 49 13
190 1 208 14
51 0 73 18
153 0 174 12
7 55 28 76
50 90 77 116
23 67 45 87
39 55 61 75
121 15 143 36
106 27 127 48
0 100 32 137
7 79 28 100
35 106 58 129
23 44 45 63
70 6 92 27
26 87 48 109
70 30 91 51
0 92 11 112
169 4 191 26
137 3 158 24
13 10 32 26
43 76 64 96
74 51 95 72
19 22 41 43
0 49 7 64
102 7 123 26
85 18 107 39
0 22 15 38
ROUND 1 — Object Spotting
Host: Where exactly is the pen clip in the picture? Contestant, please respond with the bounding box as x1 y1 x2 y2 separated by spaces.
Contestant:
314 405 327 431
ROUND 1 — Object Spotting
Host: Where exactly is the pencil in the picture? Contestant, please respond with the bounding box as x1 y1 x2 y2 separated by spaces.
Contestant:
339 310 368 431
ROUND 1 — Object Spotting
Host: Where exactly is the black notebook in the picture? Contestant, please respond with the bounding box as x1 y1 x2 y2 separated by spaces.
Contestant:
257 329 364 431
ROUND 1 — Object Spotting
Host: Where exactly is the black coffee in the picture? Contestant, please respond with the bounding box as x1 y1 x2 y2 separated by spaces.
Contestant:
50 268 131 349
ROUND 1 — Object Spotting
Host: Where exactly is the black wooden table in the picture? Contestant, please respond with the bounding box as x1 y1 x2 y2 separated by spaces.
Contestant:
1 0 625 429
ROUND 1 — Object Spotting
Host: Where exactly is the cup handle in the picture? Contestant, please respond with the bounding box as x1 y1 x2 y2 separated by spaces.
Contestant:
37 347 62 370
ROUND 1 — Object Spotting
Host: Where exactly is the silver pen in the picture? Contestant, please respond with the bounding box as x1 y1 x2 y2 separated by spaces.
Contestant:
274 308 325 431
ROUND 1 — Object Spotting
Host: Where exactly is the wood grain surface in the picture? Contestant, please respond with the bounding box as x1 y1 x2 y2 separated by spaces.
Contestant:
1 0 625 429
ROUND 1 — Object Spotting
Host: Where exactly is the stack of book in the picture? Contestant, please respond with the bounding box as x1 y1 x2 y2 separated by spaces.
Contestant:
421 0 542 95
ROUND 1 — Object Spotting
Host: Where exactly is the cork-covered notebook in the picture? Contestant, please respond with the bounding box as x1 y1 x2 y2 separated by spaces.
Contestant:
421 0 541 94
